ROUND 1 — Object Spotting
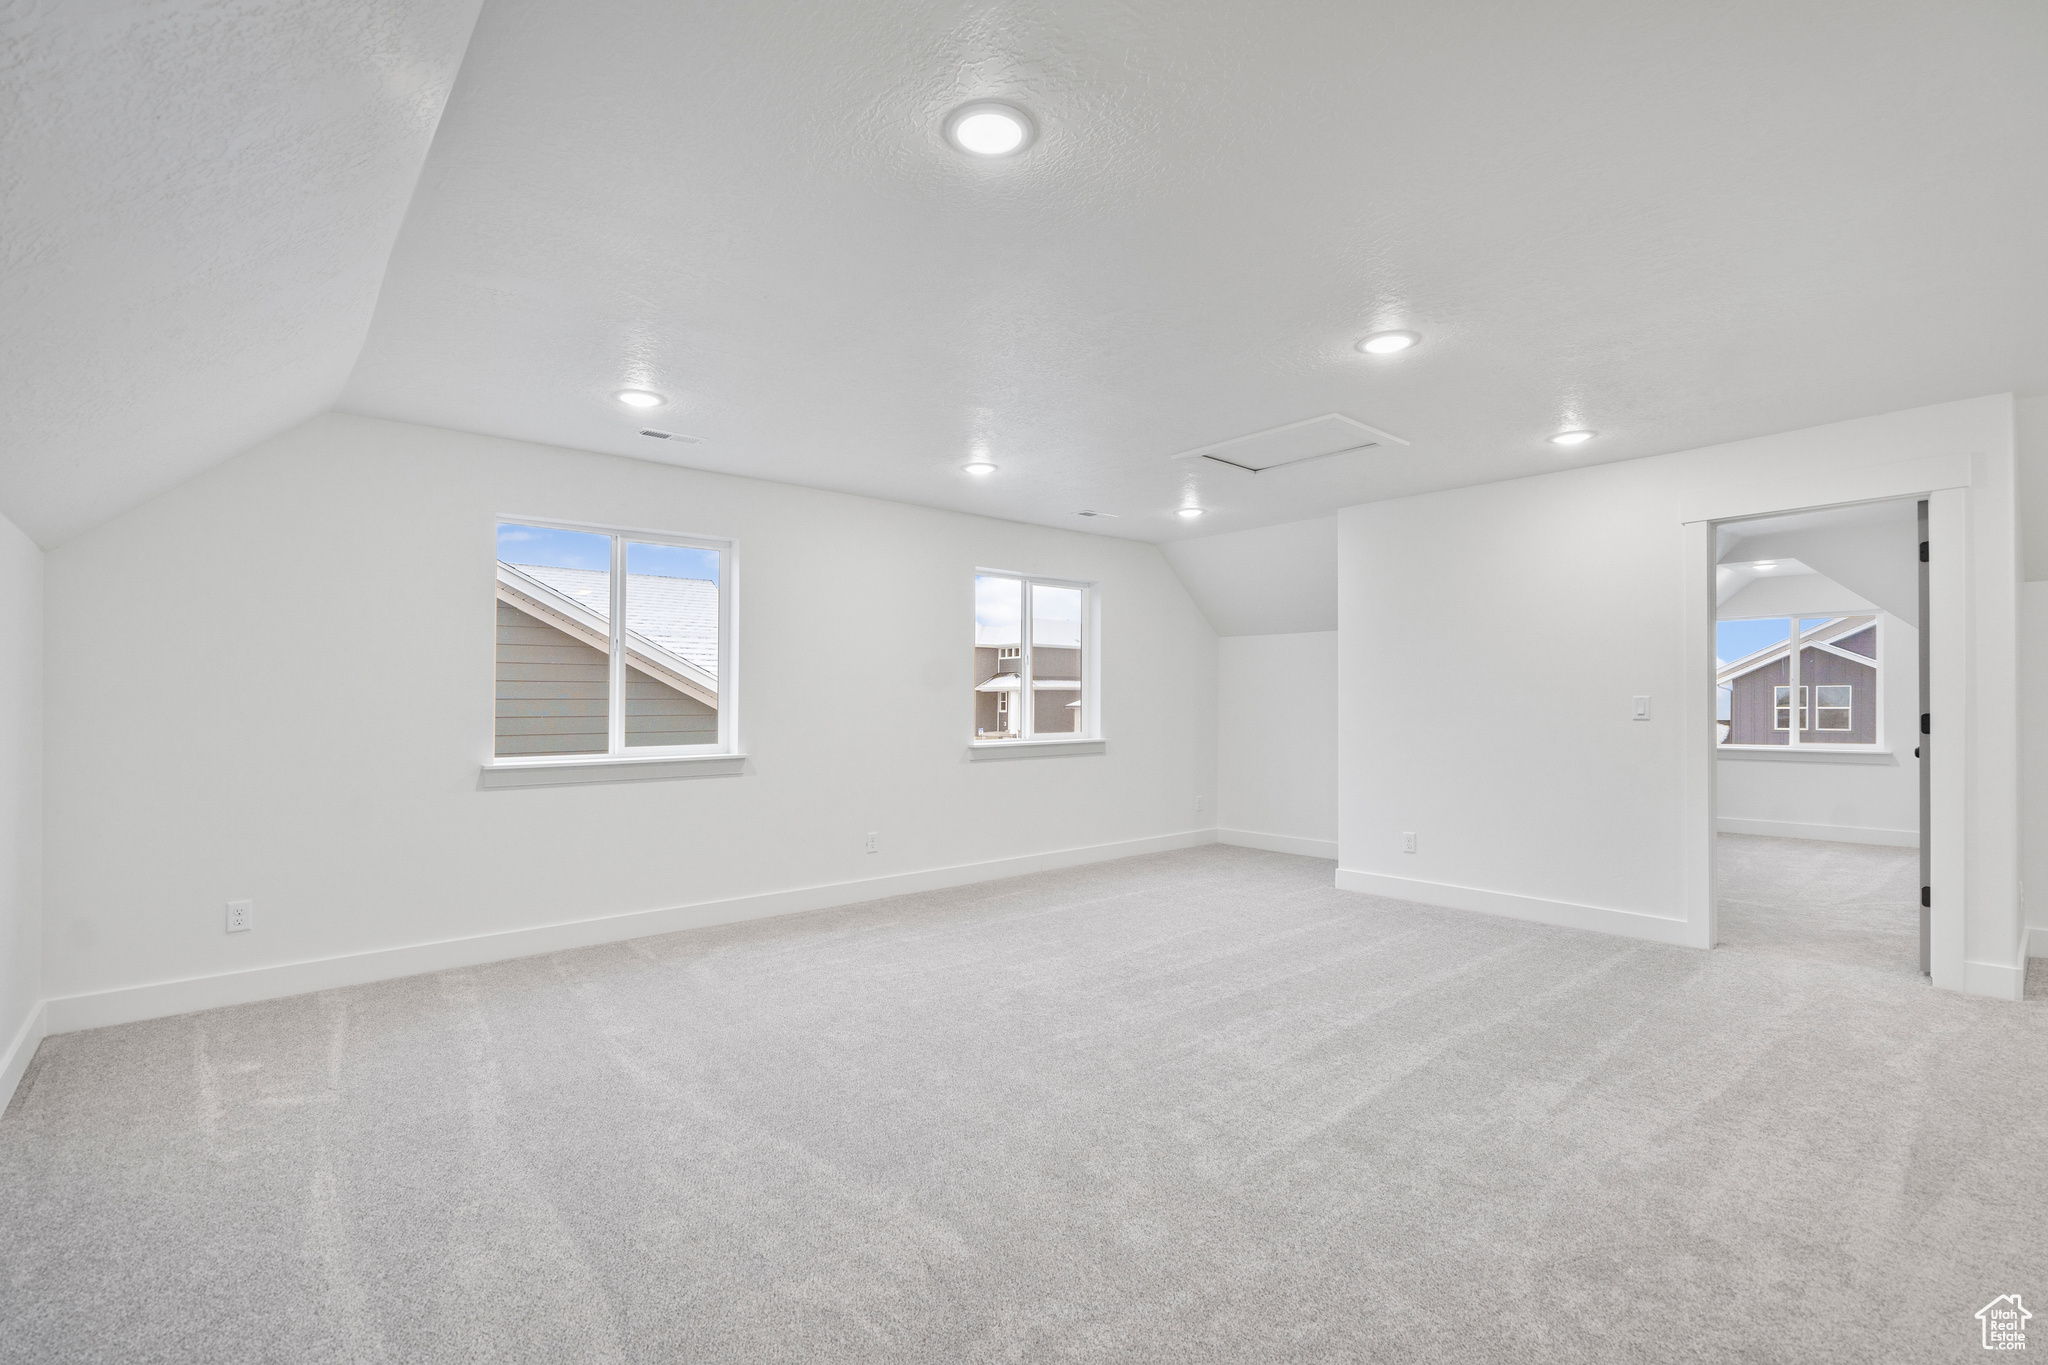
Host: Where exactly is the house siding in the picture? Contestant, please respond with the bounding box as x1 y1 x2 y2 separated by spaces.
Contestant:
1797 645 1877 744
496 601 711 754
1723 646 1877 746
1727 657 1790 745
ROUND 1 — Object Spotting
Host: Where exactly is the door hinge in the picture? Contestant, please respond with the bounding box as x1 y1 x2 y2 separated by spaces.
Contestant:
1920 541 1929 563
1921 713 1930 735
1921 886 1931 908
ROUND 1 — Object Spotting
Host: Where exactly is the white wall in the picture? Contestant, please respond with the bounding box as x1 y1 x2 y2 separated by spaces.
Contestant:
1216 632 1336 857
1716 608 1920 846
41 414 1218 1026
0 511 44 1100
1336 395 2021 992
2019 393 2048 952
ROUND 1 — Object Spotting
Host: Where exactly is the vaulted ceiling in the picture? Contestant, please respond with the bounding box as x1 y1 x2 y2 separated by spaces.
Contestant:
6 1 2046 547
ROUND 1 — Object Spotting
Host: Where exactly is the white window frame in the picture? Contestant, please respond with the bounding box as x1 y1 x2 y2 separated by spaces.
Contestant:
482 516 740 785
970 570 1101 754
1720 613 1884 755
1813 683 1853 731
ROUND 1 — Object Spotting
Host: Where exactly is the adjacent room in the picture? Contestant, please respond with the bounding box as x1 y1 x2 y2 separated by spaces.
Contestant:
3 2 2046 1360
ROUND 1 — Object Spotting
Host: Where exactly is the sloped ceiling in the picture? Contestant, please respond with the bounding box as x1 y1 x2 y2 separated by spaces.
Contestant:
1161 518 1335 637
0 0 483 545
7 1 2048 548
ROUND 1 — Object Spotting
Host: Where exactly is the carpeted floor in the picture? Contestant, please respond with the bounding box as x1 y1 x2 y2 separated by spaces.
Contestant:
1715 831 1922 977
4 843 2044 1363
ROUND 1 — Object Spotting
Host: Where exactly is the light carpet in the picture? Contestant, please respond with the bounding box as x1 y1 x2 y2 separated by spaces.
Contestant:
1715 831 1922 977
3 844 2044 1363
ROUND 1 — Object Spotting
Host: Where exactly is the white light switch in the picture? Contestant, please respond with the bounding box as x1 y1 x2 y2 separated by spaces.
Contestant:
1632 695 1651 721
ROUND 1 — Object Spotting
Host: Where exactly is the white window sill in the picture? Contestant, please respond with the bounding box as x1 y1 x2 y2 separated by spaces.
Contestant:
966 738 1107 761
1716 745 1897 765
480 752 747 788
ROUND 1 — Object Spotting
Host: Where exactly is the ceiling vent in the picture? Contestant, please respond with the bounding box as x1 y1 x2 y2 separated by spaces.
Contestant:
1168 413 1406 473
639 429 700 442
1075 509 1119 518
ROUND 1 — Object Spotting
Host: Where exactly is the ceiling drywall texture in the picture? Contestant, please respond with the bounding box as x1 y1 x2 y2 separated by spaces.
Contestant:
0 0 483 545
1161 517 1335 637
341 0 2048 544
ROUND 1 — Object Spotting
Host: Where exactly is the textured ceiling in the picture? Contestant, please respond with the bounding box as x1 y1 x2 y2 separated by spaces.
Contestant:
0 0 482 545
341 0 2048 543
9 2 2048 547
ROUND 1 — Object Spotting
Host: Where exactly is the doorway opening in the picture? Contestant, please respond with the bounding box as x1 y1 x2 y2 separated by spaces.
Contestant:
1708 497 1927 979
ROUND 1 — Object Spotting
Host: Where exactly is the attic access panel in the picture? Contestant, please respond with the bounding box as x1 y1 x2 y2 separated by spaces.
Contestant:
1168 413 1408 473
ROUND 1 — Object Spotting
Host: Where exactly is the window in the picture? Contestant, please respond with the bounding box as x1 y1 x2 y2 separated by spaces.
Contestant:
1772 685 1806 732
1716 614 1879 748
494 520 732 760
973 572 1093 743
1814 684 1853 730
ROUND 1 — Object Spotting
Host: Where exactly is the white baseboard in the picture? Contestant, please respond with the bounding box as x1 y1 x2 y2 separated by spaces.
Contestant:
42 828 1219 1037
1217 828 1338 860
1 999 48 1113
1716 816 1919 848
1334 868 1702 948
1964 958 2024 1001
2026 925 2048 964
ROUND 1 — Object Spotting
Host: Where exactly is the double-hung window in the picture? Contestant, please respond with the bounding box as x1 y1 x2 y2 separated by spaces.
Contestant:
493 519 734 762
972 572 1094 744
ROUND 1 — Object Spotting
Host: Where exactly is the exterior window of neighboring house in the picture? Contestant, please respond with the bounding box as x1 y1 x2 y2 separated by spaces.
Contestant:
494 520 731 759
972 572 1093 742
1716 614 1879 748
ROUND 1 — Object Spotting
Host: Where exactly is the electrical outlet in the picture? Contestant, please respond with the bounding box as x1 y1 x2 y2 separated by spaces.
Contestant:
1401 832 1417 854
864 831 879 854
1195 795 1205 813
225 900 252 933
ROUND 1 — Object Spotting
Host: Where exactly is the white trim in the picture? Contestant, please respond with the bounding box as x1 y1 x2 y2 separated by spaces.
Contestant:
965 738 1106 760
1963 958 2023 1001
1218 828 1338 859
480 752 747 787
1 1000 48 1113
1334 868 1699 947
495 516 737 761
973 569 1098 744
1716 816 1918 847
40 829 1221 1036
1716 745 1895 762
1678 452 1971 524
2024 924 2047 965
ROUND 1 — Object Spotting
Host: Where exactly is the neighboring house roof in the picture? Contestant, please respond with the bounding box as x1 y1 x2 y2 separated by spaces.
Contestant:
1716 615 1877 686
497 562 717 706
512 564 717 674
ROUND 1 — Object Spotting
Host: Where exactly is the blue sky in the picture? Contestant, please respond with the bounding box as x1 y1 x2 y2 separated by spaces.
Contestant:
497 523 718 582
1715 617 1790 669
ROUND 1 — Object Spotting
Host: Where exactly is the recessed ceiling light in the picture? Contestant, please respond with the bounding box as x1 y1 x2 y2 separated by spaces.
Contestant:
1550 429 1596 445
945 102 1034 156
963 461 997 476
1357 330 1420 355
615 390 664 409
1177 506 1205 519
